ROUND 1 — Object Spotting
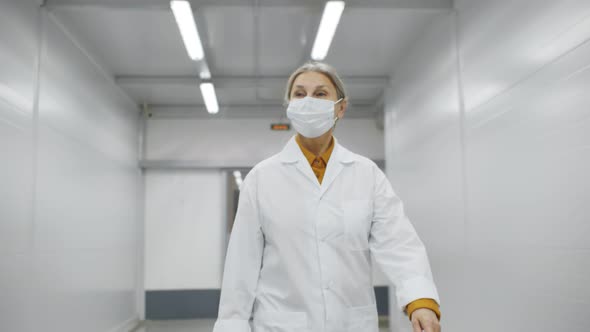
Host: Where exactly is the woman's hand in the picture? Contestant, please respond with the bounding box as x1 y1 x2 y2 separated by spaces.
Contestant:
411 308 441 332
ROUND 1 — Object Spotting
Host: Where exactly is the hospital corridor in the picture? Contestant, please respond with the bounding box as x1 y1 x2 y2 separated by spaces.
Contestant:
1 0 589 331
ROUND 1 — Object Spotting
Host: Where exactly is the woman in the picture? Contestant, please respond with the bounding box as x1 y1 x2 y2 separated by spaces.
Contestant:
213 62 441 332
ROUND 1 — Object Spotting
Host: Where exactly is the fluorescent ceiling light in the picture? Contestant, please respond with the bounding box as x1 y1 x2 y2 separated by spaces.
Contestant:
311 1 345 60
200 82 219 114
233 171 243 190
199 68 211 80
170 0 205 61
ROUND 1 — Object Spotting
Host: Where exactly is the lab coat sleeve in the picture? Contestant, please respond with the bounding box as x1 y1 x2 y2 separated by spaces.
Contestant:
368 166 441 314
213 169 264 332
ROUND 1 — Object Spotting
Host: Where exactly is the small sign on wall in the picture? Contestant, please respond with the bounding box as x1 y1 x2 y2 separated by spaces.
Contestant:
270 123 291 131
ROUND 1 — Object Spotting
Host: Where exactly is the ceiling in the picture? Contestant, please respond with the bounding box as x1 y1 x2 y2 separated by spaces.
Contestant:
46 0 450 119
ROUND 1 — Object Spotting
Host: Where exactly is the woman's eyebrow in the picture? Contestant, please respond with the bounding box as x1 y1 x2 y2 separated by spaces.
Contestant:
294 85 328 89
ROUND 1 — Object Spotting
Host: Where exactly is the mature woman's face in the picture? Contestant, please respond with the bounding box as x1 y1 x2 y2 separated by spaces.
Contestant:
289 71 347 119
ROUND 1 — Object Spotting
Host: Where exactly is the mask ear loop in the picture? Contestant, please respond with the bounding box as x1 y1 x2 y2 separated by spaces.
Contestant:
333 97 344 130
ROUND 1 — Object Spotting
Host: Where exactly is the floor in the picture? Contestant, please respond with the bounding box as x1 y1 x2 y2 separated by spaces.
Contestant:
133 319 214 332
133 319 390 332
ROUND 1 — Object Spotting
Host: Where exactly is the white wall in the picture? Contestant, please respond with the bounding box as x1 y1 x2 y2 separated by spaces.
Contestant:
385 1 590 332
384 11 463 332
145 117 384 167
144 170 225 290
0 1 141 331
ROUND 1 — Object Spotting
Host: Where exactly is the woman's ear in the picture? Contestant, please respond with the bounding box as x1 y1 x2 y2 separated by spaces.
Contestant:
337 99 347 119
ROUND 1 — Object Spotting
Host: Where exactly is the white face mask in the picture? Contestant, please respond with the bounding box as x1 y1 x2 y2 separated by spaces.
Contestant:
286 96 343 138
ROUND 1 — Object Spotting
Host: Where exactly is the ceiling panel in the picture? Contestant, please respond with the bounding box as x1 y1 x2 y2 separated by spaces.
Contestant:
257 6 322 76
50 2 447 119
198 5 256 76
122 84 204 105
52 7 199 75
120 80 383 106
329 9 443 76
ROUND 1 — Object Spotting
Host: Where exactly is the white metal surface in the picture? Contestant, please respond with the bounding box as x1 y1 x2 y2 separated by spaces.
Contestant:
144 170 225 290
145 117 384 168
385 1 590 331
0 1 142 331
45 0 453 10
384 11 462 332
459 1 590 331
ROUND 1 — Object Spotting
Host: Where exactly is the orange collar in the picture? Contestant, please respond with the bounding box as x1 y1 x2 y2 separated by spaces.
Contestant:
295 135 335 165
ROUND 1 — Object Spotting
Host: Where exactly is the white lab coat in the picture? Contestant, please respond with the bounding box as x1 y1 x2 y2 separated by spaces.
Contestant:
213 135 440 332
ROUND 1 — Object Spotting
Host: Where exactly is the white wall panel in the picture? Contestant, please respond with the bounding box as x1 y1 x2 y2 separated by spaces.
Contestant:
459 0 590 329
35 125 138 250
32 11 141 331
0 3 40 331
456 0 590 112
0 0 37 256
146 118 384 166
39 14 138 164
0 109 35 254
385 11 466 332
0 0 141 331
384 1 590 331
144 170 225 290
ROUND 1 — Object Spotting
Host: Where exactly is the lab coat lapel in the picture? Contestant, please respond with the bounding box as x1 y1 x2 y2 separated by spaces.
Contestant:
279 136 321 190
319 137 355 198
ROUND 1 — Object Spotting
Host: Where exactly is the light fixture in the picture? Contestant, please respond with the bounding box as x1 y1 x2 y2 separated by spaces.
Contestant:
233 171 243 190
170 0 205 61
200 82 219 114
311 1 345 60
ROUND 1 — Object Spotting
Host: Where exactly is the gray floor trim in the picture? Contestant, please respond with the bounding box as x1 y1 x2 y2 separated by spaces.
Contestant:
146 289 220 320
146 287 389 319
374 286 389 315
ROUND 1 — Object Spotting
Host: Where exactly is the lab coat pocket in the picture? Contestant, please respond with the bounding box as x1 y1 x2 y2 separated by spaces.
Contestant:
252 310 309 332
341 199 372 250
345 304 379 332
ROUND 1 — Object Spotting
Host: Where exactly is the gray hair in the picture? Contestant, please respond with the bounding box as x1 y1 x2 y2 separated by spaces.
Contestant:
284 61 348 105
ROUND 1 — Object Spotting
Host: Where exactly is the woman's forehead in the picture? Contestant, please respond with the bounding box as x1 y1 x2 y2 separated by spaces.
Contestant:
292 72 335 90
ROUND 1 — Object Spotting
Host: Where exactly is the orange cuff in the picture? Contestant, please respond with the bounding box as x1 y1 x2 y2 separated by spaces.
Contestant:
405 298 441 321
